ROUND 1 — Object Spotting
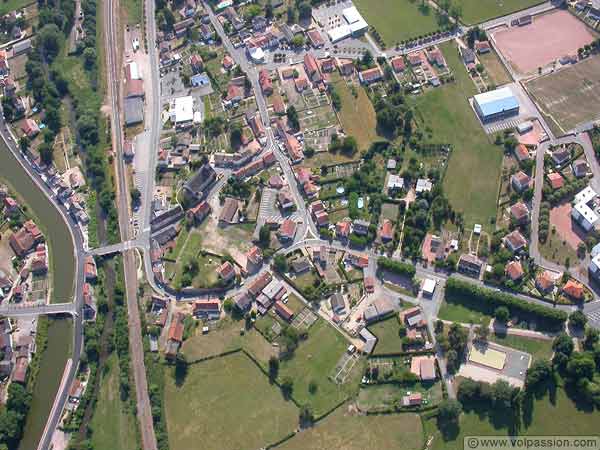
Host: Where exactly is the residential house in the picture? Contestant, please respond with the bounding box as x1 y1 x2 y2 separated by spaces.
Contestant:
552 148 570 166
274 300 294 321
536 270 556 294
353 219 369 236
304 53 321 82
572 160 589 178
307 29 325 48
165 313 185 358
336 220 351 240
219 197 239 224
410 355 436 381
457 254 483 278
390 56 405 73
21 119 39 138
547 172 564 190
358 67 383 85
511 171 531 193
330 293 345 314
475 40 491 54
416 179 433 194
193 299 221 319
278 219 297 241
234 291 253 312
514 144 531 163
248 271 272 297
510 202 530 225
186 200 211 224
503 230 527 253
258 69 273 95
246 246 263 266
426 47 446 67
562 279 584 301
379 219 393 242
363 297 393 323
190 54 204 73
505 260 524 281
217 261 236 281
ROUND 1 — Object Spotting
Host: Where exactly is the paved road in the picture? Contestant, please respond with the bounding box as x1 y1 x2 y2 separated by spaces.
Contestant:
104 0 157 446
0 302 75 317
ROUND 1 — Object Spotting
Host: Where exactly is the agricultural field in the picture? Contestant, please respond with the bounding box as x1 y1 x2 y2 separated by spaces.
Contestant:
354 0 440 44
526 55 600 133
330 73 380 152
411 41 503 227
422 386 600 450
90 355 140 450
452 0 544 24
278 319 359 415
165 353 298 450
277 408 424 450
368 317 403 355
489 333 553 362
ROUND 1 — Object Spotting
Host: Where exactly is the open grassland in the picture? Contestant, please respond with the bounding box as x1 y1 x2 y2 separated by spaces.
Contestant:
330 73 379 151
479 50 512 86
357 382 444 411
90 355 139 450
277 408 424 450
165 352 298 450
278 319 358 415
368 317 402 355
526 55 600 133
423 386 600 450
182 317 275 365
411 41 503 227
489 333 553 361
438 299 491 325
451 0 544 24
122 0 142 24
354 0 439 44
0 0 33 16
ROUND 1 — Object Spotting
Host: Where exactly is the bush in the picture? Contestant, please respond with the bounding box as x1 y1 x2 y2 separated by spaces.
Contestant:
377 257 416 279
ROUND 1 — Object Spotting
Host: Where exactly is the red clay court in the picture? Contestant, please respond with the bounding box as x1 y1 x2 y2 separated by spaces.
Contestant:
492 10 595 74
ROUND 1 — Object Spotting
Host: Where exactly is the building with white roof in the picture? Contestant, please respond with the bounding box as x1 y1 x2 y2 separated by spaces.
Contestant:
572 186 599 232
473 86 520 123
589 252 600 280
327 24 351 43
248 46 265 63
575 186 596 205
171 96 194 126
326 5 368 43
422 278 436 297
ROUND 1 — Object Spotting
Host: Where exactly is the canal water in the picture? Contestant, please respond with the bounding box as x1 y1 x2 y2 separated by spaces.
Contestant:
0 143 76 450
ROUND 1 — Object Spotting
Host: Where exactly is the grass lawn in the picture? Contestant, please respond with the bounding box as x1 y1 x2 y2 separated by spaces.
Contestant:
357 381 444 411
423 385 600 450
411 41 503 227
354 0 439 45
291 269 320 292
479 50 512 87
122 0 143 24
538 230 578 268
452 0 545 25
331 73 380 151
278 320 357 415
0 0 33 16
489 333 553 362
164 226 190 260
90 355 139 450
182 317 275 365
165 352 298 450
255 311 282 342
276 408 424 450
368 317 402 355
285 293 307 314
438 299 491 325
171 230 222 288
381 202 400 221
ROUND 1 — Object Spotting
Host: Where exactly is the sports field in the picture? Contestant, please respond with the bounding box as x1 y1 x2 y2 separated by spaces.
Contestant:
469 344 507 370
526 55 600 133
353 0 439 44
277 408 424 450
492 10 595 74
452 0 544 24
165 352 298 450
411 42 503 227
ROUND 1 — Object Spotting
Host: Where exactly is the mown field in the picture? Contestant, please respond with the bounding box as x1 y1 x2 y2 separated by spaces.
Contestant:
90 355 139 450
489 333 553 362
277 408 424 450
368 317 402 355
354 0 440 44
451 0 544 25
411 41 503 227
165 352 298 450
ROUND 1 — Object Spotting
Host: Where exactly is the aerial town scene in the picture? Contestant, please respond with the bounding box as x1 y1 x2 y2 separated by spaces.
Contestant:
0 0 599 449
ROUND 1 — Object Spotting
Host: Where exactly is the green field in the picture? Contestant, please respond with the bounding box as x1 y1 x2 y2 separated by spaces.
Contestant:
122 0 143 24
278 320 358 415
354 0 440 44
368 317 402 355
331 73 380 152
165 352 298 450
438 300 491 325
451 0 545 25
489 333 553 361
357 382 444 411
479 50 512 87
0 0 33 16
411 42 503 227
423 386 600 450
90 355 139 450
277 408 424 450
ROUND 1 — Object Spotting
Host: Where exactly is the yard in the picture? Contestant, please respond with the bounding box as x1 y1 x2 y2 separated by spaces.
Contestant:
538 227 579 268
422 385 600 450
489 333 553 362
90 355 140 450
357 381 444 411
278 319 358 415
330 73 380 152
165 352 298 450
381 202 400 221
168 230 223 289
411 41 503 227
276 408 424 450
368 317 402 355
354 0 440 44
438 299 491 325
451 0 544 24
182 317 275 365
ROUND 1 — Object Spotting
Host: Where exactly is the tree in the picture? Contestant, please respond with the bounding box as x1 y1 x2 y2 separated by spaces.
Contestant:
361 50 374 69
131 188 141 208
287 105 299 130
258 225 271 248
552 333 574 358
286 6 296 23
492 379 514 409
566 353 595 381
38 142 53 165
569 310 587 330
265 0 274 19
174 353 188 384
268 356 279 381
299 404 314 427
230 123 243 148
39 24 63 61
83 47 96 69
475 325 489 342
281 376 294 398
290 34 305 48
438 399 462 424
308 380 318 394
583 327 599 350
525 359 553 391
273 254 288 273
297 1 312 21
494 306 510 323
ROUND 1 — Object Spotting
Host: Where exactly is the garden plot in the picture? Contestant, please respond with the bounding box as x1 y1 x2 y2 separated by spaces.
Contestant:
291 307 318 330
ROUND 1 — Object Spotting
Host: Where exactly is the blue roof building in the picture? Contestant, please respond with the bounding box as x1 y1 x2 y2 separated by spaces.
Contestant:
473 86 520 123
191 73 211 88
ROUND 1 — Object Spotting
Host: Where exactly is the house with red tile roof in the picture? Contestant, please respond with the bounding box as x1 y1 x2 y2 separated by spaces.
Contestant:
514 143 530 162
223 55 234 70
390 56 405 73
336 220 351 240
274 300 294 321
505 260 524 281
475 40 491 54
246 246 263 266
562 279 584 300
358 67 383 85
217 261 236 281
190 54 204 73
187 200 211 224
511 171 531 193
84 256 97 281
304 53 320 81
278 219 297 241
258 69 273 95
510 202 530 225
503 230 527 253
307 29 325 48
320 57 336 73
21 119 39 138
192 299 221 319
379 219 394 242
536 270 556 294
547 172 564 190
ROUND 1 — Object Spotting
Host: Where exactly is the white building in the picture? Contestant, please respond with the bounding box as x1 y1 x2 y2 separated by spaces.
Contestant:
248 47 265 63
589 252 600 280
422 279 436 297
171 96 194 127
572 186 599 232
326 5 368 43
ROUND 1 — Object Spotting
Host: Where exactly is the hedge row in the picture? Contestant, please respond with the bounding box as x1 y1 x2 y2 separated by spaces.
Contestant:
377 257 416 279
445 278 567 331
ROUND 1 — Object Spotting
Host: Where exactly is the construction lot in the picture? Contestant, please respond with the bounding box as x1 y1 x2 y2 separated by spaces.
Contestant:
526 55 600 133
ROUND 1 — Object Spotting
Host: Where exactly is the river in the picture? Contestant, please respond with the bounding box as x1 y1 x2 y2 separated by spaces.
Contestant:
0 143 76 450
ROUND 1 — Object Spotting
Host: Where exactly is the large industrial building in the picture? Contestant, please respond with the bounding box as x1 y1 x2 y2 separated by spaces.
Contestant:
327 6 368 43
473 86 520 123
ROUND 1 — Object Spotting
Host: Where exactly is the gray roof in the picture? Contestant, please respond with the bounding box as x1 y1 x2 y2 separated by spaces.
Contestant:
330 293 345 311
359 327 377 354
124 97 144 125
